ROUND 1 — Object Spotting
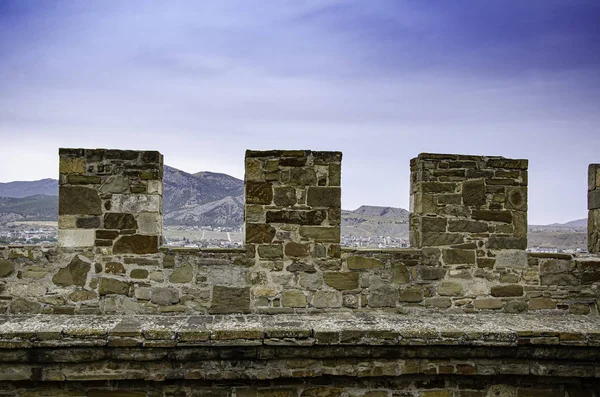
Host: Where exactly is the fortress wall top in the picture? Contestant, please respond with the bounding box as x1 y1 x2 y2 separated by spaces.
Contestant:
409 153 528 270
590 164 600 254
0 148 598 317
58 148 163 254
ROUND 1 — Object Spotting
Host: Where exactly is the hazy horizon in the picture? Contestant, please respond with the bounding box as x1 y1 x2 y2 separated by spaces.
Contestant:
1 1 599 224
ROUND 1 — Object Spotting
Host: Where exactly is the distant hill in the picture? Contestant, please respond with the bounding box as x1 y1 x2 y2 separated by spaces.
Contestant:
0 179 57 198
0 195 58 223
342 206 409 238
349 205 409 218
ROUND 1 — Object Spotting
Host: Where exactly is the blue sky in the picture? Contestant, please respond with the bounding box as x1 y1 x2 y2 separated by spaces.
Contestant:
0 0 599 224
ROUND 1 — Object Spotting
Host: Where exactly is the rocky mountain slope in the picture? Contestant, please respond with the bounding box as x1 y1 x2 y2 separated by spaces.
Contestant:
0 179 58 198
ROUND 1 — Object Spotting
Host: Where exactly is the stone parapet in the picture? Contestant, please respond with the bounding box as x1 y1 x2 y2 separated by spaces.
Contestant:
409 153 528 274
589 164 600 253
58 148 163 253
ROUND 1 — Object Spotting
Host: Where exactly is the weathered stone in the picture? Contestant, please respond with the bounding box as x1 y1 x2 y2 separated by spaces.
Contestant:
9 298 41 314
427 297 452 309
422 182 457 193
299 273 323 290
210 286 251 314
266 210 326 225
528 297 556 310
75 216 101 229
442 249 476 265
313 290 342 308
487 158 528 169
419 266 446 280
421 233 464 247
110 194 160 213
273 187 296 206
0 259 15 277
52 255 91 287
66 174 101 184
299 226 340 242
287 261 316 273
471 210 513 223
113 235 159 254
438 281 463 296
58 229 95 247
245 158 262 181
98 278 130 295
589 190 600 210
130 269 149 279
282 290 306 308
169 264 193 283
448 220 488 233
369 284 397 307
324 272 359 290
513 210 527 237
473 298 503 309
421 247 441 265
490 284 523 297
288 168 317 186
488 236 527 250
105 262 125 274
306 187 341 207
462 179 486 206
246 181 273 204
504 300 527 313
69 290 98 302
422 217 447 232
136 213 162 235
59 157 85 173
246 223 276 244
540 273 578 286
258 245 284 259
151 287 179 305
506 187 527 210
96 230 119 240
391 263 410 283
399 286 424 302
347 256 384 270
104 213 138 230
285 242 310 257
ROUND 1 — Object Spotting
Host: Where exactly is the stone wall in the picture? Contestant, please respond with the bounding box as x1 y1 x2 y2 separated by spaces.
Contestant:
59 148 163 253
0 149 598 316
590 164 600 254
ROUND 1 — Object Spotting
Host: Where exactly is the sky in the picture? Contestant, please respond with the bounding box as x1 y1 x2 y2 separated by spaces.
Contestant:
0 0 599 224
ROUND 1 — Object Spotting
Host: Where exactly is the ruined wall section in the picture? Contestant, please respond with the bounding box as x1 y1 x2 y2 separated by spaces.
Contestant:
58 148 163 253
590 164 600 254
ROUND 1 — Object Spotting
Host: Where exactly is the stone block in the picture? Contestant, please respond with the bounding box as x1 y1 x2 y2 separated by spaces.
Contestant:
490 284 523 297
104 213 138 230
486 158 528 169
58 229 95 247
258 244 283 259
67 174 101 184
111 194 160 213
471 210 513 223
151 287 179 305
0 259 15 277
438 281 464 297
246 181 273 204
299 226 340 242
528 297 556 310
324 272 359 290
130 269 148 279
10 298 41 314
273 187 297 206
448 220 488 233
266 210 326 225
282 290 306 308
462 179 486 206
399 286 423 302
246 223 276 244
391 263 410 283
421 232 464 247
369 284 397 307
59 157 85 173
52 255 90 287
59 186 102 215
137 213 162 235
306 187 341 207
473 298 503 309
113 235 159 254
496 250 528 268
506 187 527 211
313 290 342 308
285 242 310 257
442 249 476 265
76 216 101 229
347 256 384 269
98 278 130 295
422 217 447 232
288 168 317 186
169 264 193 283
210 286 251 314
488 236 527 250
589 190 600 210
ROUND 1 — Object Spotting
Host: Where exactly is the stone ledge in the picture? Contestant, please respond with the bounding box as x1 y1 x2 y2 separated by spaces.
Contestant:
1 313 600 348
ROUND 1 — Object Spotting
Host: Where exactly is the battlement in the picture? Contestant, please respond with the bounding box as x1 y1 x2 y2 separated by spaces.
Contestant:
1 148 599 394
